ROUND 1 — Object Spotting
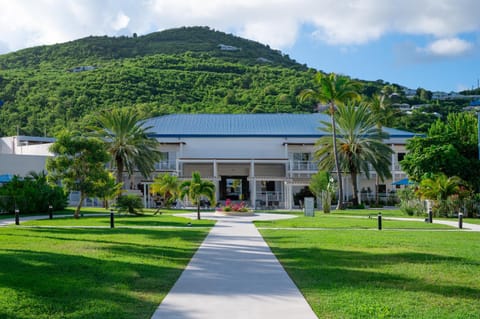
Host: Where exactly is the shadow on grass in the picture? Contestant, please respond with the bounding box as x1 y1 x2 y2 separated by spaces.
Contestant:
263 233 480 301
0 228 209 319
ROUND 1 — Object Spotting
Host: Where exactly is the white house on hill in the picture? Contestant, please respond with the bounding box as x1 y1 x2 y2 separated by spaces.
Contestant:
133 113 416 209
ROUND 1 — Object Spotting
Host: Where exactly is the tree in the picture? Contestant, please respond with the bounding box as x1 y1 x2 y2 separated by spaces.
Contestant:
308 171 334 213
299 72 360 209
47 130 111 218
151 173 180 208
367 93 397 204
92 108 162 186
416 173 463 216
401 112 480 189
180 171 216 220
314 103 393 206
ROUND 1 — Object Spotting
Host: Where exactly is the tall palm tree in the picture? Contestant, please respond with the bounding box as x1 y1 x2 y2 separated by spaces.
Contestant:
367 93 397 204
314 103 393 206
180 171 216 220
299 72 360 209
151 173 180 208
92 108 162 186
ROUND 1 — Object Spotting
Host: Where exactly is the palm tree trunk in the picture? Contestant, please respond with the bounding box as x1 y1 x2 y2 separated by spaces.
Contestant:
351 172 359 206
115 157 124 186
197 203 201 220
330 105 344 210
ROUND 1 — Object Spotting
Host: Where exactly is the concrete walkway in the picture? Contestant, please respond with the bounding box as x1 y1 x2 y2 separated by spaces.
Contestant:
383 216 480 231
151 212 318 319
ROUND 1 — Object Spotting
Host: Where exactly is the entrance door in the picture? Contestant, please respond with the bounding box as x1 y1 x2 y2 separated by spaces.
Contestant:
220 176 249 200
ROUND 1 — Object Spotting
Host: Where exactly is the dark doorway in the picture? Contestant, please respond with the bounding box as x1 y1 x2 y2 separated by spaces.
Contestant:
220 176 249 200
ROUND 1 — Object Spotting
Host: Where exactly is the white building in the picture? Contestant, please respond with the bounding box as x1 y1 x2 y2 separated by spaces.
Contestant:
0 136 53 178
134 113 417 209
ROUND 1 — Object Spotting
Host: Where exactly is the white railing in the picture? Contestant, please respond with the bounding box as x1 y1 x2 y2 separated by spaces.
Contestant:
289 161 318 171
154 161 176 170
255 191 284 209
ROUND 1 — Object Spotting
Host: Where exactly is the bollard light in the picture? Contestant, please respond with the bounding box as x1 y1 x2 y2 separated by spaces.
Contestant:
377 213 382 230
110 210 115 229
48 205 53 219
458 213 463 229
428 209 433 223
15 209 20 225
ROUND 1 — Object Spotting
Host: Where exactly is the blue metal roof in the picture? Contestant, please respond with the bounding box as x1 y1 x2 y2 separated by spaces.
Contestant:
143 113 417 138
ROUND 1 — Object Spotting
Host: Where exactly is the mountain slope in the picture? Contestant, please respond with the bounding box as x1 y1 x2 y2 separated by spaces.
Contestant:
0 26 303 70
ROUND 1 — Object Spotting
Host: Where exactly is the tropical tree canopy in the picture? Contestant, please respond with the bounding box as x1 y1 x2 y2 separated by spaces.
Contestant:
314 103 393 205
299 72 361 209
401 112 480 189
180 171 216 220
91 108 162 185
417 174 463 201
151 173 181 208
47 130 111 218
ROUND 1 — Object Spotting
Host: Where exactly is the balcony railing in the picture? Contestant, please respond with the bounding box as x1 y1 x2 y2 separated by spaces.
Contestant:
154 161 176 170
288 161 318 171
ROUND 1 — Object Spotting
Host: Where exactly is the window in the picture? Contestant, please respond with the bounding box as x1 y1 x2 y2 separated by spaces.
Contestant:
397 153 405 162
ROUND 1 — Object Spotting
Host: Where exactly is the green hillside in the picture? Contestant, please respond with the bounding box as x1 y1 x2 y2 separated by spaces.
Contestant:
0 26 468 136
0 26 303 70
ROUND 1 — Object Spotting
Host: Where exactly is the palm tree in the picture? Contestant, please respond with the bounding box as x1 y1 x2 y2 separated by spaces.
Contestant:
299 72 361 209
417 173 463 217
417 174 462 201
314 103 393 206
180 171 216 220
92 108 162 186
367 93 397 204
151 173 180 208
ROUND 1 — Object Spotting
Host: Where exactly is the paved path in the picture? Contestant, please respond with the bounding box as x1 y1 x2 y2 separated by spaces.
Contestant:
151 212 318 319
383 216 480 231
0 214 108 227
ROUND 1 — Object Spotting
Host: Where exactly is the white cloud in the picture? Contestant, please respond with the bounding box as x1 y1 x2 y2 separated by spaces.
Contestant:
0 0 479 52
420 38 473 57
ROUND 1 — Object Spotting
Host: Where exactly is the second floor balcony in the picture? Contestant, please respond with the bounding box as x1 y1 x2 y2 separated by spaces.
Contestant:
288 160 318 171
154 160 176 171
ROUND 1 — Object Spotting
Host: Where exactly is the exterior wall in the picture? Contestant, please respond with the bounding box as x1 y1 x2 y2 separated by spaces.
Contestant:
183 163 213 177
180 137 287 159
218 163 250 176
0 154 50 176
255 164 285 177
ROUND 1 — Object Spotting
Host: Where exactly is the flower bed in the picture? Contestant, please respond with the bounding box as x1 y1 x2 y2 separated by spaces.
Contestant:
215 199 254 216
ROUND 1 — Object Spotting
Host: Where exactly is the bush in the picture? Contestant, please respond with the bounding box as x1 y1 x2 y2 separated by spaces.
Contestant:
115 195 144 215
0 173 67 214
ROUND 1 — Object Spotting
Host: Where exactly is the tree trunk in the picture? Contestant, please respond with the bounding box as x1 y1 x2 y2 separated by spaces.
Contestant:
197 202 201 220
75 191 85 219
375 175 379 205
330 104 344 210
351 172 359 206
115 157 124 186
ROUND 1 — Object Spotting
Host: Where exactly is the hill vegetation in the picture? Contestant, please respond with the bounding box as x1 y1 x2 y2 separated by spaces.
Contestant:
0 26 472 136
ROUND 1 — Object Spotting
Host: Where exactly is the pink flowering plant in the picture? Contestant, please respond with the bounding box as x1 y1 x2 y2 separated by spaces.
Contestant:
217 199 250 212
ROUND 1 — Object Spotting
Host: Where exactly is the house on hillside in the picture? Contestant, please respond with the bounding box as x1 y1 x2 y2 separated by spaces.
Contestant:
129 114 416 209
218 44 240 51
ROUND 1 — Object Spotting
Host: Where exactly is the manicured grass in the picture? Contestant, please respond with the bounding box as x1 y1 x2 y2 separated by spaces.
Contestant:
0 226 211 318
255 214 452 229
24 214 215 228
259 229 480 318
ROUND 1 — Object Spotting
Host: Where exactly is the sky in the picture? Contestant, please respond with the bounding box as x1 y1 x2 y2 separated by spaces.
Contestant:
1 0 479 92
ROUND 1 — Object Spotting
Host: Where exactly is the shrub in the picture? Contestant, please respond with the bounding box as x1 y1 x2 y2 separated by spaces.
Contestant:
0 173 67 214
115 195 144 215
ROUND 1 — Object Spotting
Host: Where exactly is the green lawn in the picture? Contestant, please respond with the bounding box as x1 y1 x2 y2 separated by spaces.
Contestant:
0 225 211 318
259 229 480 318
255 214 452 230
24 214 215 228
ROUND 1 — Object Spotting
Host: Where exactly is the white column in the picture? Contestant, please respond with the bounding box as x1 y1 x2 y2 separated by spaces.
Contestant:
250 160 256 208
251 179 257 209
391 144 395 171
213 160 218 178
143 183 147 208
